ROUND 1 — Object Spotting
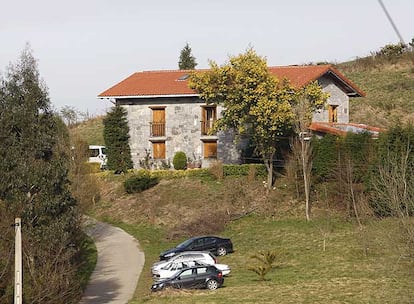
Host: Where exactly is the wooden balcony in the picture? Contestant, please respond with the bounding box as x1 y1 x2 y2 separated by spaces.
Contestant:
201 120 215 135
150 122 165 137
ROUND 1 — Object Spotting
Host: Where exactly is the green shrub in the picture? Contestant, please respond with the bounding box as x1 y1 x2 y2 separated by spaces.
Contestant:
123 171 159 193
173 151 187 170
312 134 338 181
186 168 216 181
247 250 280 281
376 43 406 59
368 124 414 216
150 169 188 179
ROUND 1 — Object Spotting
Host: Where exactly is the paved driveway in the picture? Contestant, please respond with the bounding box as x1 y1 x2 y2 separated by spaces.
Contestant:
80 219 145 304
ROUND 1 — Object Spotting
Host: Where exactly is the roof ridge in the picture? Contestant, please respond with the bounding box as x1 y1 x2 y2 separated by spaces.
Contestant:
268 64 332 69
138 65 333 74
140 69 201 74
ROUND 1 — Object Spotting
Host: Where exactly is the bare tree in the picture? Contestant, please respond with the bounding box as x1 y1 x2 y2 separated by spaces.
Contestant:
337 153 363 228
292 97 313 221
371 142 414 258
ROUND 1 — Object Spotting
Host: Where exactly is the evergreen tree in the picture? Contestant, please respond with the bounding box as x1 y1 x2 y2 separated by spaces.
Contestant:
178 42 197 70
103 105 133 173
0 45 83 303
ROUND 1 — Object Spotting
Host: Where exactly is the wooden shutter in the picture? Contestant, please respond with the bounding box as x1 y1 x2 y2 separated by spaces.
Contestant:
203 141 217 158
201 106 216 135
152 108 165 123
153 142 166 159
328 105 338 123
152 108 165 136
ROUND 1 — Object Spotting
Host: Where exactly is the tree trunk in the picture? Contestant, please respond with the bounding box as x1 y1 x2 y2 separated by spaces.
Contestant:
264 152 274 191
301 139 311 221
347 158 362 228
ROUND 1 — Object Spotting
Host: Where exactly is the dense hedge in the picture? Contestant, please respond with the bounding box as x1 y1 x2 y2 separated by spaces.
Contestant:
123 164 266 184
368 125 414 216
312 134 338 181
124 171 159 193
311 126 414 217
223 164 267 177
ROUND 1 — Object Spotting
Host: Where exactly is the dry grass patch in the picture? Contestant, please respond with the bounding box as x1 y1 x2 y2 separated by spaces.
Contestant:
93 175 280 238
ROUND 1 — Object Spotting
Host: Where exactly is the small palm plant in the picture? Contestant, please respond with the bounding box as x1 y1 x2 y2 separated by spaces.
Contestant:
247 250 279 281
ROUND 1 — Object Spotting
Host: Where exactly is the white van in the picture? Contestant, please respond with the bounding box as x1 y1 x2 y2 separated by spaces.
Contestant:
88 145 107 169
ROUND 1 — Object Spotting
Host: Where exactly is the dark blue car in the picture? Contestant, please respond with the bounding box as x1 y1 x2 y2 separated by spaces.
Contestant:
159 236 233 260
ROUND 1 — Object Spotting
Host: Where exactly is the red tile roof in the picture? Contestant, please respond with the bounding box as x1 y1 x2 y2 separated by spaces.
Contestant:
309 122 382 137
98 65 364 98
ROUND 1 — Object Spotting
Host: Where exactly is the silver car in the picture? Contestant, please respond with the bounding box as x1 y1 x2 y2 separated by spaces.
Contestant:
151 251 216 276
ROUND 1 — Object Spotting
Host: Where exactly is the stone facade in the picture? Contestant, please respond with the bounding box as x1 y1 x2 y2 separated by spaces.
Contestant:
116 75 351 169
117 97 243 169
312 75 349 123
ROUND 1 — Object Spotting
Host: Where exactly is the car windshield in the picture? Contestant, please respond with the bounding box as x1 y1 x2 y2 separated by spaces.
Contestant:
176 238 195 248
161 262 172 270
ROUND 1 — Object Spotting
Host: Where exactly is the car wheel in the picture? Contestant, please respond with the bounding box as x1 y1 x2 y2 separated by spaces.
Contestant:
217 246 227 256
175 283 182 289
206 279 219 290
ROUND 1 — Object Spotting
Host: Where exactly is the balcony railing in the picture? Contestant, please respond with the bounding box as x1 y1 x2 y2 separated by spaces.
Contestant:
150 122 165 137
201 120 215 135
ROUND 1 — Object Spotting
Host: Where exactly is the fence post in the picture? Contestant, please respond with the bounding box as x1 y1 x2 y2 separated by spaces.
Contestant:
14 218 22 304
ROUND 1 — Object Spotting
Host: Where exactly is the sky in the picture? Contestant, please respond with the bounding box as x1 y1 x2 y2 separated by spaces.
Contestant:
1 0 413 116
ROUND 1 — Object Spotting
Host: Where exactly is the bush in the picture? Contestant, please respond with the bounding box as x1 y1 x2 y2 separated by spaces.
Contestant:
376 43 406 59
223 164 267 177
124 171 159 193
312 134 338 181
173 151 187 170
248 250 280 281
186 168 216 181
368 125 414 216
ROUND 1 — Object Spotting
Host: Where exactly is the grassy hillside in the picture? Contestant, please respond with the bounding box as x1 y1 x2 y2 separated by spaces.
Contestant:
338 52 414 128
90 175 413 304
69 116 105 145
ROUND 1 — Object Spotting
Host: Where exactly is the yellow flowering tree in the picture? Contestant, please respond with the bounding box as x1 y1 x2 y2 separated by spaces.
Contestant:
189 49 327 189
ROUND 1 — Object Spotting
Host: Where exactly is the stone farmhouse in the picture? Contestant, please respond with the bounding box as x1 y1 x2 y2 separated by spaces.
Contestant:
98 65 365 169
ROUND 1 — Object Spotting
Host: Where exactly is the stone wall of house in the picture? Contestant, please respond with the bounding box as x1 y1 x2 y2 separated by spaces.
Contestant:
117 97 241 169
312 75 349 123
116 75 352 169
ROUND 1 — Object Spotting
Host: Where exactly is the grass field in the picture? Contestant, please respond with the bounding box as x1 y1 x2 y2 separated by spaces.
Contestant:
101 214 413 304
338 54 414 128
78 53 414 303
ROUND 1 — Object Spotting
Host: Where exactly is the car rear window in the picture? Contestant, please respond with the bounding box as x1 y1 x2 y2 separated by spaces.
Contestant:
196 267 208 274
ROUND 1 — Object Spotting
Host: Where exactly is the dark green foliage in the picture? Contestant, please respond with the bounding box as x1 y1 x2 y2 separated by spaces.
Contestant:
223 164 267 177
103 105 133 174
339 132 376 183
312 134 339 181
376 43 407 59
376 124 414 163
368 125 414 216
124 171 159 193
186 168 216 181
0 45 82 303
173 151 187 170
178 42 197 70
